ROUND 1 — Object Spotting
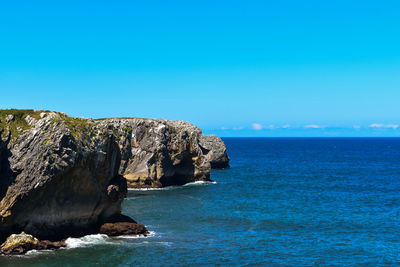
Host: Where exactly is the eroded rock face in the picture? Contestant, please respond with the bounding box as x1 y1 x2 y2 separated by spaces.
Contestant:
102 119 212 188
199 135 230 168
0 112 127 241
0 110 228 243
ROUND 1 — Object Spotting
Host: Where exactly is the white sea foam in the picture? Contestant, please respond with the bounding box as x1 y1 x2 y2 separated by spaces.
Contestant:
183 180 217 186
116 231 156 239
128 180 217 191
64 231 155 249
24 249 53 256
128 187 171 191
65 234 110 248
2 231 156 257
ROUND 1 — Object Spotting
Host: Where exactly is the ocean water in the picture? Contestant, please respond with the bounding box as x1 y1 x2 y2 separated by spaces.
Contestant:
2 138 400 266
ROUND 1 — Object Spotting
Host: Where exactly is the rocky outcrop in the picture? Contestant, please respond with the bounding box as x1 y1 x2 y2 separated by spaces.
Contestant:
101 119 212 188
99 214 148 236
0 111 127 241
0 232 66 255
199 135 230 168
0 109 229 249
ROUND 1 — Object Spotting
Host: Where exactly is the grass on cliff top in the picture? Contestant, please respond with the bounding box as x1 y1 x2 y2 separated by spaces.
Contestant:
0 109 48 140
56 113 95 140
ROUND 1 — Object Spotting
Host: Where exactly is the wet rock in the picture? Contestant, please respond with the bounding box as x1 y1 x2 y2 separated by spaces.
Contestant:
0 232 39 255
36 239 66 250
99 214 148 236
0 232 66 255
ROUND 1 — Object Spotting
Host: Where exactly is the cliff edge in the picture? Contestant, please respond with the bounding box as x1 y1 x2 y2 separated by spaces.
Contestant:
0 109 229 245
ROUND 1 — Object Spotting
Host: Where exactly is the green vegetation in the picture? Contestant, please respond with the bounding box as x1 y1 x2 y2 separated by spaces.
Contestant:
43 139 51 145
122 126 133 133
0 109 47 140
0 109 137 145
55 113 94 141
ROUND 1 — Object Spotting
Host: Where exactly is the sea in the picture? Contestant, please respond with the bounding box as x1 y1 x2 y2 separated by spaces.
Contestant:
1 138 400 266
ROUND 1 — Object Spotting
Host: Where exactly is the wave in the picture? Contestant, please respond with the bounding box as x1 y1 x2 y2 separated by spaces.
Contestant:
3 231 156 257
65 234 110 249
115 231 156 239
65 231 155 249
128 180 217 191
183 181 217 186
128 187 171 191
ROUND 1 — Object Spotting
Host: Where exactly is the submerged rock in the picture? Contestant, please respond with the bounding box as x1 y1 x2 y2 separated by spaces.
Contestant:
199 135 230 168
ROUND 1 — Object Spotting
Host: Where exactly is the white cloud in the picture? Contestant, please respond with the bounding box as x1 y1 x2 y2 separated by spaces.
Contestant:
369 123 399 129
369 123 384 128
266 124 276 129
232 127 244 130
252 123 263 130
386 124 399 129
282 124 291 129
304 124 321 129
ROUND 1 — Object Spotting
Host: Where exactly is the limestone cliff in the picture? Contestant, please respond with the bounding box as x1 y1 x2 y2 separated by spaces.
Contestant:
199 135 230 168
0 110 126 241
0 109 229 241
101 118 212 188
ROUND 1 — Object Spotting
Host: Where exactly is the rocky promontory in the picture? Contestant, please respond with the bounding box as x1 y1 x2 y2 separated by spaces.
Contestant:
104 118 214 188
0 109 229 254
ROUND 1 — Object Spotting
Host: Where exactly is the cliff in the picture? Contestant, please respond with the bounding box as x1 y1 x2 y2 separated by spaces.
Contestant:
0 109 229 244
0 110 127 241
102 118 213 188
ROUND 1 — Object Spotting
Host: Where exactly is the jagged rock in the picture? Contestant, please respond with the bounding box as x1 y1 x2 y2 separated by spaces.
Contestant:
5 115 14 123
0 109 228 243
102 118 212 188
99 222 148 236
0 232 38 255
199 135 230 168
0 111 126 241
0 232 66 255
36 239 66 250
24 115 37 126
99 214 148 236
1 232 39 249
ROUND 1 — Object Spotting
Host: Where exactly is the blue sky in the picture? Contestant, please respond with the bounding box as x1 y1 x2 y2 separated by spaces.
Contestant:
1 0 399 136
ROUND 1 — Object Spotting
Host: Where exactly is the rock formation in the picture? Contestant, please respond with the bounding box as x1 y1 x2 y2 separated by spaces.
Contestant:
199 135 230 168
101 118 212 188
0 232 66 255
99 214 148 237
0 110 127 242
0 109 229 253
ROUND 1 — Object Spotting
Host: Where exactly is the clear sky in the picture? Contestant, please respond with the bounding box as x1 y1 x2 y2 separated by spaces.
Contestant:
1 0 399 136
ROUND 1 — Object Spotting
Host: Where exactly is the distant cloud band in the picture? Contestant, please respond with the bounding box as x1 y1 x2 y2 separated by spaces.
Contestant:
369 123 399 129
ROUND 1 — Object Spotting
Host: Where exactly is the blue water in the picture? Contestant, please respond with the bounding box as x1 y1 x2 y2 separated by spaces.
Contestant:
2 138 400 266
